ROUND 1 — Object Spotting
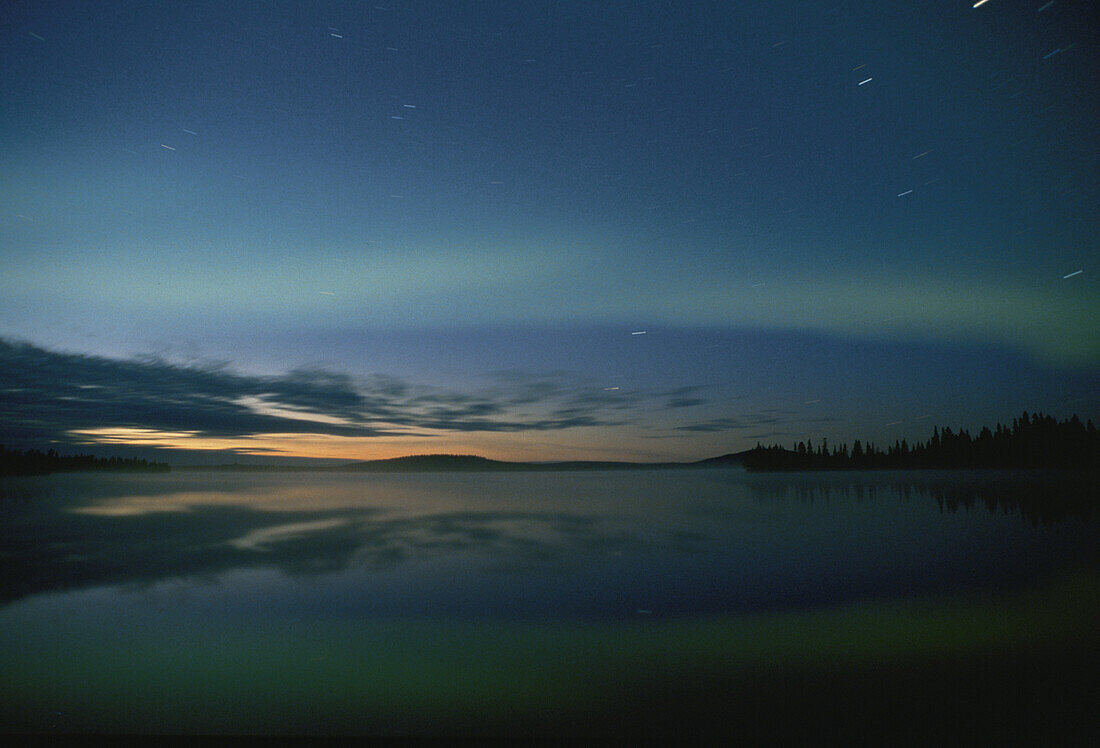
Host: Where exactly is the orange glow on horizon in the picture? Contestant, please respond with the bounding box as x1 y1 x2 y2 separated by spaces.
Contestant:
63 426 699 463
66 427 443 461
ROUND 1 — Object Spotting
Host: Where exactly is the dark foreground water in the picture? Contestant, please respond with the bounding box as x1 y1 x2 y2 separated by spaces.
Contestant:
1 469 1096 738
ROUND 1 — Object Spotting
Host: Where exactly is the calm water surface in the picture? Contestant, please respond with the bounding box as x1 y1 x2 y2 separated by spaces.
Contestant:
1 469 1096 735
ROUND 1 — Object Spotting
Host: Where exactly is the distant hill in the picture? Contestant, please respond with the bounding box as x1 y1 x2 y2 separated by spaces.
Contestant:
692 451 752 467
338 454 721 472
342 454 513 472
0 449 752 475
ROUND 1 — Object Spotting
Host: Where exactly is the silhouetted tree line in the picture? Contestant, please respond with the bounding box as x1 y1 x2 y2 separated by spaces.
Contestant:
0 445 170 476
744 412 1099 471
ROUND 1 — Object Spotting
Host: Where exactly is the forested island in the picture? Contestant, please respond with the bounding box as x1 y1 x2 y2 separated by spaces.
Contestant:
743 412 1098 471
0 446 170 476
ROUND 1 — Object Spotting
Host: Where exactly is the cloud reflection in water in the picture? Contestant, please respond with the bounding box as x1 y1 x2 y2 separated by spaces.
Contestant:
0 470 1095 619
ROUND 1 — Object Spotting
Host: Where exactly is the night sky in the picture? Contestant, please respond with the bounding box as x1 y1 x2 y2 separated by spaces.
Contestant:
2 0 1097 463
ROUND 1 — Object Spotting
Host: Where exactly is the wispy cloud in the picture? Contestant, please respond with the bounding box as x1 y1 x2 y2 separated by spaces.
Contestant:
674 414 789 433
0 339 714 451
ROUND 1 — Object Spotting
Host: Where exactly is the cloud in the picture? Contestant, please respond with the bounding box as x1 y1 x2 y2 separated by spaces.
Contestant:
0 339 386 443
674 414 784 433
673 409 839 434
666 397 708 409
0 339 711 450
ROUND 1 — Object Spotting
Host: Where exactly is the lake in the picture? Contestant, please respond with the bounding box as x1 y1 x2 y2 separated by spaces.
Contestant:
1 469 1096 738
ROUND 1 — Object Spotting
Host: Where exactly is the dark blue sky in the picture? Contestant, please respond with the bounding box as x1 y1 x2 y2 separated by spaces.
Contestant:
2 1 1097 462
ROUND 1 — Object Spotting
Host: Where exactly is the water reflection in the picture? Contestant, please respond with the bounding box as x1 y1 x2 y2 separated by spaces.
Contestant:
0 470 1095 616
0 501 661 607
740 471 1097 526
